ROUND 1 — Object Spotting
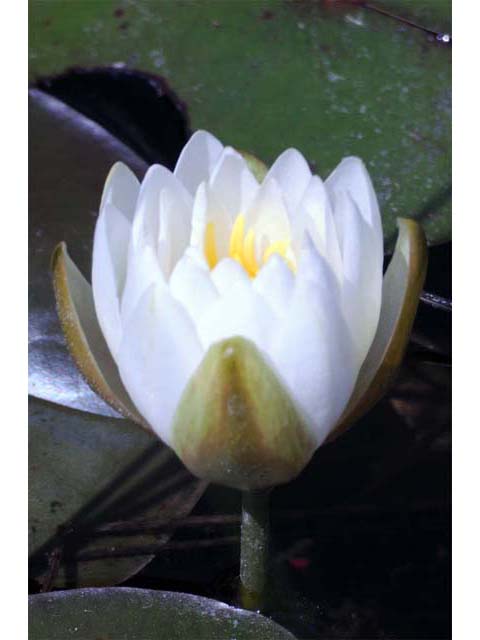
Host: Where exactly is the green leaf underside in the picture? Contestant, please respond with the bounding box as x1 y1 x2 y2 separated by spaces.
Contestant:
29 588 297 640
30 0 451 249
29 397 206 588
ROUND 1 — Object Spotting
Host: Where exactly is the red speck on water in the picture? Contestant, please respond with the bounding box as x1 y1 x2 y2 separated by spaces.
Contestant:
289 557 310 571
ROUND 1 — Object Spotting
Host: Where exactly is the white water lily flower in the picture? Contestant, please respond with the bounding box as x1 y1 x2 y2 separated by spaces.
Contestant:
53 130 427 490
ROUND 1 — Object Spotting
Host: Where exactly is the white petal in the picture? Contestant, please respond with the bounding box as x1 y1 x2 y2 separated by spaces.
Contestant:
92 203 131 359
169 254 219 323
174 130 224 195
183 245 211 270
210 257 251 295
157 188 191 274
245 177 291 245
269 236 357 445
128 165 191 291
120 244 166 328
117 285 204 445
295 175 342 280
122 167 185 326
334 191 383 364
264 148 311 213
100 162 140 220
326 156 383 251
209 147 258 216
132 164 192 249
253 254 294 318
190 182 232 260
196 279 276 354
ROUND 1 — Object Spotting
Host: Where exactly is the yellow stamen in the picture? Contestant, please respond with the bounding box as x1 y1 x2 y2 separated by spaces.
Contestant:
204 213 296 277
229 214 245 258
204 221 218 269
242 229 259 277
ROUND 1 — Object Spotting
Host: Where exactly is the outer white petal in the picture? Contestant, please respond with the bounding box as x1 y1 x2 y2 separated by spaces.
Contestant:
196 279 276 354
210 257 251 295
326 157 384 363
209 147 258 216
169 253 219 323
174 130 224 195
334 191 383 364
326 156 383 253
252 254 294 318
264 148 312 213
269 236 357 446
100 162 140 220
117 284 204 445
92 203 131 359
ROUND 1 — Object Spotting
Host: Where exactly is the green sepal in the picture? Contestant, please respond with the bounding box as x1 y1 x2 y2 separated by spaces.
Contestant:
171 337 315 490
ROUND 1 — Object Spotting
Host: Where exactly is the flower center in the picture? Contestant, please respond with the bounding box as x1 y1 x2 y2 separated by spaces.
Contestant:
204 214 295 277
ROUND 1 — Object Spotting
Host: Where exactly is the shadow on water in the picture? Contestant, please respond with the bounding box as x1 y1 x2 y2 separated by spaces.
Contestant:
35 66 190 168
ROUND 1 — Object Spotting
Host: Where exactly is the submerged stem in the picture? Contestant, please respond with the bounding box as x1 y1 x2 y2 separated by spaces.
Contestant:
240 489 271 611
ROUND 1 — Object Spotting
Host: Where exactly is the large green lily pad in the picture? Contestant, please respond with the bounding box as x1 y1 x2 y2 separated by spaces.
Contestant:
29 397 206 588
29 0 451 249
29 588 296 639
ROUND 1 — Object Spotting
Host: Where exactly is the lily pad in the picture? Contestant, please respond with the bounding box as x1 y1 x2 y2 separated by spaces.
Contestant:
28 88 147 416
29 397 206 589
29 588 297 640
29 0 451 249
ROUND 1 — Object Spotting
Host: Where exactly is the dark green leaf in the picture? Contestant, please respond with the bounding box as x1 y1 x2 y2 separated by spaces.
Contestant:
29 588 297 640
29 397 206 589
30 0 451 249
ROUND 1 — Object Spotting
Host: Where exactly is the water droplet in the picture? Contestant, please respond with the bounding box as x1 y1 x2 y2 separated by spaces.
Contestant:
327 71 344 83
436 33 451 44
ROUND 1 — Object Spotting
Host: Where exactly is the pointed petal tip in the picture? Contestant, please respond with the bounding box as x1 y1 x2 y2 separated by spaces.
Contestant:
100 161 141 218
103 160 135 184
278 147 309 163
188 129 221 143
328 155 373 184
336 155 367 170
50 240 66 273
174 130 225 194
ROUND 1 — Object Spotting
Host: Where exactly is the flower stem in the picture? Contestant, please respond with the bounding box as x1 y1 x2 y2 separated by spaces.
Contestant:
240 489 271 611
